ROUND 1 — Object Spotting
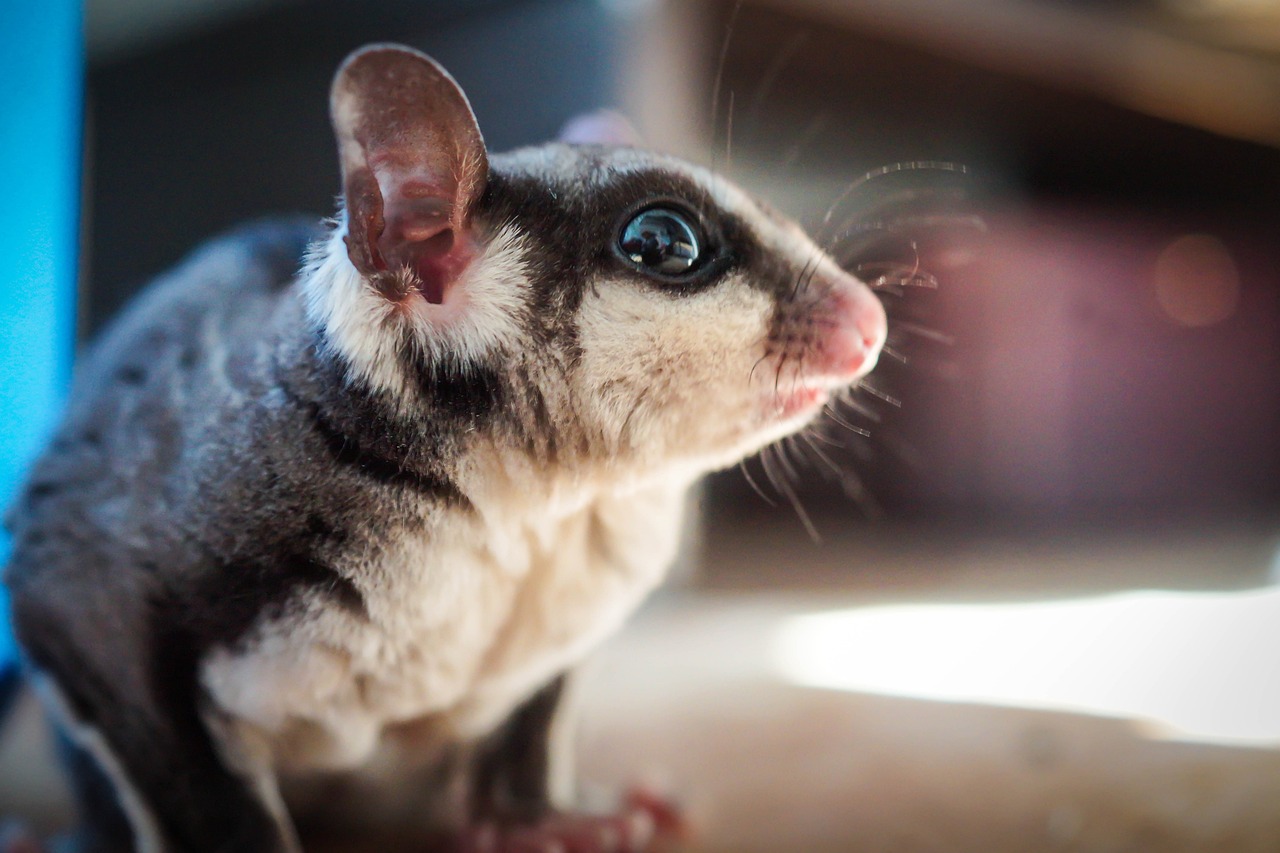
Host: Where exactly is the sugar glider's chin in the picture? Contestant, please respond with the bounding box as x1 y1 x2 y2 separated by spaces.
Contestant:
770 384 832 422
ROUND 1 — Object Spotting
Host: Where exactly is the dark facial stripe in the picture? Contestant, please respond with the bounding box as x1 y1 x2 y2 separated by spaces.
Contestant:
282 328 486 508
517 372 558 462
282 380 467 504
408 357 506 426
479 158 787 322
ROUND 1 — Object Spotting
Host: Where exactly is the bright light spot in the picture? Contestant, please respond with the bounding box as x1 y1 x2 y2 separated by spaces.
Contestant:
771 587 1280 746
1152 234 1240 328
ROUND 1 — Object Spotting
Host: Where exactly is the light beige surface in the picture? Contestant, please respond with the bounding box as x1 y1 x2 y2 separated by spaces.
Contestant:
3 528 1280 851
578 591 1280 853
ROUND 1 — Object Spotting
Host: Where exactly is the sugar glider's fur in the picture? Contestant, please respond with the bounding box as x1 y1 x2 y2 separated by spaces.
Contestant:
3 45 886 852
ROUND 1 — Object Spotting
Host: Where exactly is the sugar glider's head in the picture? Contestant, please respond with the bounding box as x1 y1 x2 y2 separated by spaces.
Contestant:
308 44 886 491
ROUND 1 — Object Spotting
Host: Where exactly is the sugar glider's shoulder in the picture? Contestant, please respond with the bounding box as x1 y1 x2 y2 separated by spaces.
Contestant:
86 217 322 370
4 218 323 533
49 217 319 428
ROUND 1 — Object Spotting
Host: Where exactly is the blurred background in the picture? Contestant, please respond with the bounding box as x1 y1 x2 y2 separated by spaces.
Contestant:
4 0 1280 850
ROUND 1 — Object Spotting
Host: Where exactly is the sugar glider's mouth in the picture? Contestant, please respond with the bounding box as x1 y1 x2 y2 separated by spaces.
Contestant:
772 383 831 420
762 268 887 425
764 308 887 423
767 368 867 421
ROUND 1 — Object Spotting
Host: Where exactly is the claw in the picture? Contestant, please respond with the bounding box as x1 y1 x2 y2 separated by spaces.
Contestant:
623 787 688 843
455 789 685 853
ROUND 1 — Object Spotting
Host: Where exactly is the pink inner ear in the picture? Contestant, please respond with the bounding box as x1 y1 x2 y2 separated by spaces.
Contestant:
333 46 489 300
376 174 475 305
410 230 475 305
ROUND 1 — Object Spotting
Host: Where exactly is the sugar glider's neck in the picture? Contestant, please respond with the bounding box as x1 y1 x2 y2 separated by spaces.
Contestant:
454 434 706 530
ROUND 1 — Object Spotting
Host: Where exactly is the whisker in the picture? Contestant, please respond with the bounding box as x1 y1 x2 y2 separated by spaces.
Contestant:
790 252 820 302
822 404 872 437
853 263 939 290
776 435 804 482
835 386 883 421
780 112 829 172
881 344 908 364
798 429 843 475
724 89 736 173
859 381 902 408
758 442 784 493
803 425 844 448
826 187 972 248
800 422 885 520
739 459 778 507
817 161 971 247
798 252 822 299
746 30 810 131
709 0 745 172
764 443 822 544
836 464 883 521
893 320 956 346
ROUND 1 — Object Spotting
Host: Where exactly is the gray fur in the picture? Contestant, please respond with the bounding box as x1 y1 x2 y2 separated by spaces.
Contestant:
3 46 887 853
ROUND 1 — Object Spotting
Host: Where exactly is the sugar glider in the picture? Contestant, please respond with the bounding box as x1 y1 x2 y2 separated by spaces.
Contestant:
3 44 886 852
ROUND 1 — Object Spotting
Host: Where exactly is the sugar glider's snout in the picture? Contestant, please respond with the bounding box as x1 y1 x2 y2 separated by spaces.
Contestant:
762 261 888 422
810 268 888 381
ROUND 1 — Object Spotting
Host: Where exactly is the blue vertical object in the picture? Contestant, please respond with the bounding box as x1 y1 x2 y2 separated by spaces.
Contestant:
0 2 83 665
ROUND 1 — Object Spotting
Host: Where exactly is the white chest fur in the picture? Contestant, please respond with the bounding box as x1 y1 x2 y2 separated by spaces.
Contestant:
201 478 689 774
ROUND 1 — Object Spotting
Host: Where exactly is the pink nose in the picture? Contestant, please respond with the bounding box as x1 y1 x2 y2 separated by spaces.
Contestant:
829 272 888 378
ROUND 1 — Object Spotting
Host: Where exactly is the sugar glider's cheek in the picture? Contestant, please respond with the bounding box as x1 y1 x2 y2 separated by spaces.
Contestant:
574 275 774 457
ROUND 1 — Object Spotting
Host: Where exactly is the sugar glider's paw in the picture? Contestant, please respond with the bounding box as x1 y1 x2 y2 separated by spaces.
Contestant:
457 788 687 853
0 821 47 853
617 787 685 844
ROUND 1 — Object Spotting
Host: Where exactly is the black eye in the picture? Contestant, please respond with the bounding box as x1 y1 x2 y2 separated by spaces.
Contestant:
619 207 703 276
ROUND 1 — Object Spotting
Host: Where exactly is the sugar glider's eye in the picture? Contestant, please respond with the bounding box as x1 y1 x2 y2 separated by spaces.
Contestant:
619 207 703 276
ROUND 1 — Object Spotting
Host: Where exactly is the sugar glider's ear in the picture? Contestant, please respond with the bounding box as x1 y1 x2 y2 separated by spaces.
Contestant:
331 44 488 304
